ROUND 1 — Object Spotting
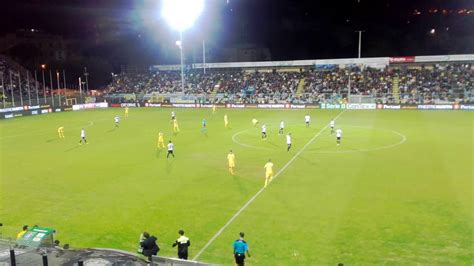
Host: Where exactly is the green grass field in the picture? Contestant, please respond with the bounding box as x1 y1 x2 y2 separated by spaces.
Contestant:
1 108 472 265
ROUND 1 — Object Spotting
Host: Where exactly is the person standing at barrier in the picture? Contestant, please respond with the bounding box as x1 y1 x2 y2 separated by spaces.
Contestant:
172 229 190 260
233 232 250 266
141 232 159 262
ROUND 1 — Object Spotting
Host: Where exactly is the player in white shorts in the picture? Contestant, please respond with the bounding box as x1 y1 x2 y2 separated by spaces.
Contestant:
305 114 311 127
336 129 342 145
79 128 87 144
286 133 292 152
167 140 175 158
330 119 335 134
279 120 285 135
261 124 267 140
114 116 120 127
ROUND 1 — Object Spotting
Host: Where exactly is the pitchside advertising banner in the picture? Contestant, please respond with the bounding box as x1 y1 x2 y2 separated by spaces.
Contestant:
1 104 54 119
110 103 138 107
2 102 473 119
72 102 108 110
375 104 474 110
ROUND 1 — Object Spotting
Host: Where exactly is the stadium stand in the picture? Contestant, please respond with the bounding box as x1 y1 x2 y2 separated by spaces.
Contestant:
104 62 473 105
0 55 41 102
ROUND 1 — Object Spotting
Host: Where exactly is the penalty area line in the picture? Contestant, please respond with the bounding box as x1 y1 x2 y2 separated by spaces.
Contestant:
193 110 346 261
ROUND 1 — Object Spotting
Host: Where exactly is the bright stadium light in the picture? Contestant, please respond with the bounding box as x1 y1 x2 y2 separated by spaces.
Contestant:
162 0 204 92
162 0 204 32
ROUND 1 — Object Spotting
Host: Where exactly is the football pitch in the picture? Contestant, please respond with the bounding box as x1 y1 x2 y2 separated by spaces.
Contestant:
1 108 472 265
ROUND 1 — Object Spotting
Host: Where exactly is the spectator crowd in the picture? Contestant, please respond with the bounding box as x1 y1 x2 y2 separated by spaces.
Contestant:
105 63 473 105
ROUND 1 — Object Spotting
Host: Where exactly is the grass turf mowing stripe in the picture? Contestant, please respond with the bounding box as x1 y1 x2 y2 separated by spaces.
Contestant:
193 110 346 260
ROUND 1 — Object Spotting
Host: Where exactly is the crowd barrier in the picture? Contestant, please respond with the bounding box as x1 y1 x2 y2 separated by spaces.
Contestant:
1 102 473 120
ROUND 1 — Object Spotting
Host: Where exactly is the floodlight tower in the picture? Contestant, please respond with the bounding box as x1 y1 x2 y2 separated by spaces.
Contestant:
162 0 204 92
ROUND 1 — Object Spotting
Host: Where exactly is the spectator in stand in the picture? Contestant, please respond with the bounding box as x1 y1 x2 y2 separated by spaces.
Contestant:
172 229 191 260
104 63 473 105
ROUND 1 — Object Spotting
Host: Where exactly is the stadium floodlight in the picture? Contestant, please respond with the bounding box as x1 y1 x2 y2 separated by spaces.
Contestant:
162 0 204 92
161 0 204 32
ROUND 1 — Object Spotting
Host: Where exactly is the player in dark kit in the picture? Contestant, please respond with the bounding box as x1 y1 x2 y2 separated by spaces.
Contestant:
172 230 190 260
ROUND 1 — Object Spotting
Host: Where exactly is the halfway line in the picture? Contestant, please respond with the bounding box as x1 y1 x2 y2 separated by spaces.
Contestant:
192 110 346 260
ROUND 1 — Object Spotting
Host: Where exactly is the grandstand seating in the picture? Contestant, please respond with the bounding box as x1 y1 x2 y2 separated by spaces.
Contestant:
105 63 473 104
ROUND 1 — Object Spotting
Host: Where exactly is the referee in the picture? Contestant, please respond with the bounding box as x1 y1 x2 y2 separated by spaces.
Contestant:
233 232 250 266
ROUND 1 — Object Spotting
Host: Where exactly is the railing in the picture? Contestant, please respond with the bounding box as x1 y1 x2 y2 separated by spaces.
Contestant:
0 94 88 109
151 255 216 266
0 237 148 266
101 90 473 105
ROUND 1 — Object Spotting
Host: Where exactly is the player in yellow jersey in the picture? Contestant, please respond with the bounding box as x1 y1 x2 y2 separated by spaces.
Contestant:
124 107 129 117
264 159 274 188
224 114 229 128
173 119 180 133
212 104 216 114
227 150 236 175
252 118 259 127
57 126 65 138
157 132 165 148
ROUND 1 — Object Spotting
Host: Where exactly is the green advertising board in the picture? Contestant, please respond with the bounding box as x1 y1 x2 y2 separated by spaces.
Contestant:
16 226 55 248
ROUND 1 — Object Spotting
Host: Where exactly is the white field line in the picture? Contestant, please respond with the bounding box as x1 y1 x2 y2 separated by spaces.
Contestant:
192 110 346 260
304 126 407 154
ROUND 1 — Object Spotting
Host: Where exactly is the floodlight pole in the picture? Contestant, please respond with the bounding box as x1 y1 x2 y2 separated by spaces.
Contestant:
34 70 39 105
1 73 5 108
9 71 15 107
179 31 185 92
348 71 351 103
26 71 32 106
56 71 61 106
203 40 206 74
63 70 67 104
355 30 365 58
18 72 24 106
41 68 46 103
49 70 54 108
84 67 89 96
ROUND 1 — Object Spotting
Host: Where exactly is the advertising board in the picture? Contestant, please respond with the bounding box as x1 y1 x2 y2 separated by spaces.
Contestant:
346 103 376 109
320 103 346 109
72 102 108 111
417 104 453 110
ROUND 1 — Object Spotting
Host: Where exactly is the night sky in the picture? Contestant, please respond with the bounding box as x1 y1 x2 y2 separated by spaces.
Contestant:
2 0 474 60
1 0 473 86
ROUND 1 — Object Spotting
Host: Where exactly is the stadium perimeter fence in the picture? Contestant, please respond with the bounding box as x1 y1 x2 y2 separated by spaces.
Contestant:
0 237 149 265
102 90 473 105
151 255 216 266
0 237 215 266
